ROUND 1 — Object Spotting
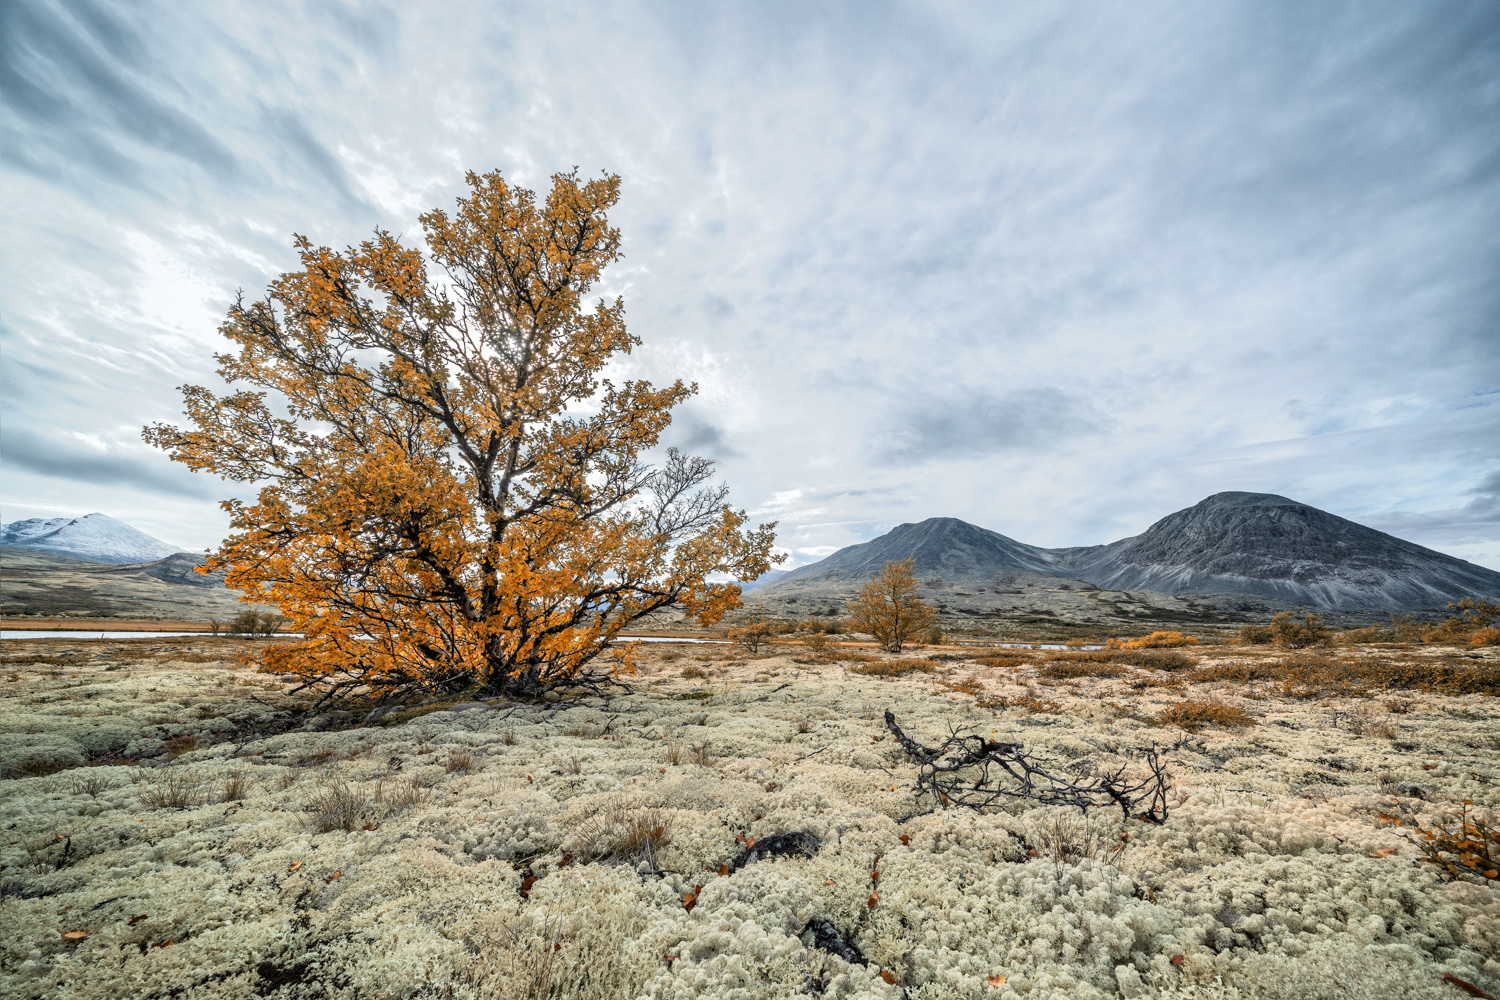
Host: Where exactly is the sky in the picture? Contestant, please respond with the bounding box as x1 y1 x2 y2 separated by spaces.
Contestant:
2 0 1499 571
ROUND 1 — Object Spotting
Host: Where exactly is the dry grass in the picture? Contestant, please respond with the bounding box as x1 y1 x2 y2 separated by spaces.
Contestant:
680 664 709 679
219 767 252 801
565 799 672 868
446 749 475 773
305 781 371 833
137 769 200 809
690 739 714 767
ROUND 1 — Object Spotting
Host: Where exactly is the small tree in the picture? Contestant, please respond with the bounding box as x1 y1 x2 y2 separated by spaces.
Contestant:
1270 611 1329 649
144 168 778 700
728 618 780 653
846 558 937 653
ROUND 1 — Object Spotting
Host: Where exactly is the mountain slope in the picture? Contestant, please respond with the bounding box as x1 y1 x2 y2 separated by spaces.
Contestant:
754 494 1500 612
1054 492 1500 610
771 517 1063 588
1 513 183 565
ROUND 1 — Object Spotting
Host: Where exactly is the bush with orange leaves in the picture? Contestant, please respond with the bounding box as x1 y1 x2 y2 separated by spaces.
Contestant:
144 169 779 702
1106 631 1199 650
1154 699 1255 731
1425 597 1500 647
1399 802 1500 883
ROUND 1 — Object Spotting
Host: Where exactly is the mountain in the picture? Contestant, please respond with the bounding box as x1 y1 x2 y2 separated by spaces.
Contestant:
1053 492 1500 610
1 513 185 565
754 493 1500 612
769 517 1063 588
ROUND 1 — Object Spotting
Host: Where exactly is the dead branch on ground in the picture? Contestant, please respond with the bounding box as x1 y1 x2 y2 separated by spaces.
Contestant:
884 710 1170 822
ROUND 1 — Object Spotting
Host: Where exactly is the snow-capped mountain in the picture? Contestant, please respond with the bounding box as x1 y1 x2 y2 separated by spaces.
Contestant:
0 513 185 565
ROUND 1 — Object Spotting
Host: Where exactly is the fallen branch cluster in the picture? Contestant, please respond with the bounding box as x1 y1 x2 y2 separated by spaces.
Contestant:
884 710 1170 822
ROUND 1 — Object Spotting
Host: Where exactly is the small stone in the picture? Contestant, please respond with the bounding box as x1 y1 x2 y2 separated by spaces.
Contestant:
307 711 352 731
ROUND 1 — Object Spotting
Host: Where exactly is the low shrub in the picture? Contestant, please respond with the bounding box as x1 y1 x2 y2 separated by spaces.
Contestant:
1339 623 1396 644
1186 660 1282 684
937 675 985 695
1270 654 1500 698
1108 631 1198 649
1237 624 1274 645
1044 650 1118 663
1470 626 1500 648
1423 597 1500 645
1038 659 1125 679
1155 700 1255 731
680 665 708 679
972 651 1031 669
847 658 935 677
976 693 1061 714
1112 649 1195 671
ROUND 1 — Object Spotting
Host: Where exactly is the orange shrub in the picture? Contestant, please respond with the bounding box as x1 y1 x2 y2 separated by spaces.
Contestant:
848 658 934 678
1470 626 1500 648
1155 700 1255 731
1107 631 1199 649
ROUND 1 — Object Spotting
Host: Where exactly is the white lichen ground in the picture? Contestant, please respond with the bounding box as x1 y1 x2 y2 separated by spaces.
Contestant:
0 638 1496 1000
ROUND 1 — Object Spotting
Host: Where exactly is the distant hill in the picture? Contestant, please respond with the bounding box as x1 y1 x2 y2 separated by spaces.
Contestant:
1 513 184 565
754 493 1500 612
0 549 255 619
1053 492 1500 610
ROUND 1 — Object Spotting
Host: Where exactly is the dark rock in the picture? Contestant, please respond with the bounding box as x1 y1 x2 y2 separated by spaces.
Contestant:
803 919 866 966
732 831 820 870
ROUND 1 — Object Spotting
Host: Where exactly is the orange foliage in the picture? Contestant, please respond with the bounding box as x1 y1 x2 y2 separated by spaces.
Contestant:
144 169 779 699
845 558 938 653
1154 699 1255 731
1106 631 1199 650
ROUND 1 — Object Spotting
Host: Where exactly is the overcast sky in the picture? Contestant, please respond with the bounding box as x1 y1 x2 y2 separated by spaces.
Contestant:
3 0 1498 571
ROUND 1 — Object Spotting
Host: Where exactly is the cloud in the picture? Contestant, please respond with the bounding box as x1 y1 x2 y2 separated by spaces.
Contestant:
0 1 240 189
668 410 742 460
1 427 222 500
1361 469 1500 549
879 388 1104 463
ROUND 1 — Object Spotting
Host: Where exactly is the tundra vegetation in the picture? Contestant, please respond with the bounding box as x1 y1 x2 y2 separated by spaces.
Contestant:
1 633 1496 999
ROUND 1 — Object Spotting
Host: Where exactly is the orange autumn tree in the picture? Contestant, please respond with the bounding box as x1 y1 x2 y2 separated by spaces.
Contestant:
846 557 937 653
144 168 778 701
